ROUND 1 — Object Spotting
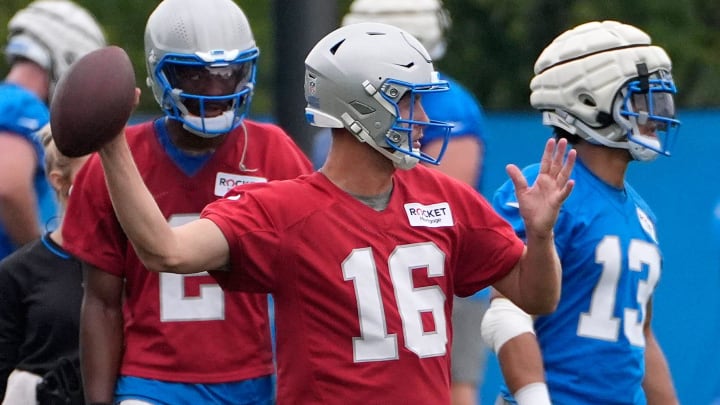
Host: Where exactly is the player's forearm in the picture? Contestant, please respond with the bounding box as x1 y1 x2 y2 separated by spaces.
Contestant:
80 299 123 403
98 134 181 272
481 297 552 405
497 333 548 396
516 232 561 314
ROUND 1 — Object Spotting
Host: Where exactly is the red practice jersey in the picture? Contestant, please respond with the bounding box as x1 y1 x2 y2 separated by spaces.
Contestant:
63 119 312 383
203 167 525 404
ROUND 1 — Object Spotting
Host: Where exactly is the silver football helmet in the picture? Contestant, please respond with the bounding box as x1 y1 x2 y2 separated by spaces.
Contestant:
530 20 680 161
5 0 106 100
342 0 451 60
144 0 258 138
304 22 452 170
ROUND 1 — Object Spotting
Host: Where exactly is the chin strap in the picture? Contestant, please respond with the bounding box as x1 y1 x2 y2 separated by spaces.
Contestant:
543 110 658 161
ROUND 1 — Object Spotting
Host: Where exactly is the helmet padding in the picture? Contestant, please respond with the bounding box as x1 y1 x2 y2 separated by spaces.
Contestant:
530 21 680 161
5 0 106 99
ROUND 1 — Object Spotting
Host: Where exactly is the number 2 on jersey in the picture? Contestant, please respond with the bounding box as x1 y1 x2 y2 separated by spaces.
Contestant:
160 214 225 322
577 236 660 346
343 243 448 363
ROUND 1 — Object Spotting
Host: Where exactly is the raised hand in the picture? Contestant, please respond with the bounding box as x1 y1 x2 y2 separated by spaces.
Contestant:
507 138 576 238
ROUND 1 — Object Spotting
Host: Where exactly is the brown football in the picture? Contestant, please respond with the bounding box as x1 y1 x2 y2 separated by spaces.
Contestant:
50 45 136 157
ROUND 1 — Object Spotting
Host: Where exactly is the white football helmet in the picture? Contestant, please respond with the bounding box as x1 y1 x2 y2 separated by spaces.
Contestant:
530 20 680 161
5 0 106 100
342 0 451 60
304 22 452 170
144 0 258 138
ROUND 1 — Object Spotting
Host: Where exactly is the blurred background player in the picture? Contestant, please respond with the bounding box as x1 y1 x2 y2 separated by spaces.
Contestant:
0 124 89 404
338 2 490 404
0 0 105 260
61 0 312 403
84 21 574 404
483 20 680 404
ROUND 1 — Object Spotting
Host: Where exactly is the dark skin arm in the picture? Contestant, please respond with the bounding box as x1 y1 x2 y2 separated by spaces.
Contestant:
80 264 124 403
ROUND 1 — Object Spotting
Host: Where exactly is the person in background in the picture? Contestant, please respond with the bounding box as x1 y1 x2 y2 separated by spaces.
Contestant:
0 124 89 405
482 20 680 405
82 22 575 403
339 2 490 404
0 0 105 260
61 0 312 404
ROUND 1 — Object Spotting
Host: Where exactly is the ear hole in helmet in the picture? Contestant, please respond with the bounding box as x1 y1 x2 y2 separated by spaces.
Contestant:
596 111 613 126
578 93 596 107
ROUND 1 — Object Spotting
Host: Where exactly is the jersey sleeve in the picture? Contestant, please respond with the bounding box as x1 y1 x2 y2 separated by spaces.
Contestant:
62 156 127 276
202 187 280 294
453 192 525 297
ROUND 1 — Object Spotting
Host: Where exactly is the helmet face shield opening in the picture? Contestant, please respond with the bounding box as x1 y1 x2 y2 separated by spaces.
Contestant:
153 49 258 137
166 63 253 90
380 77 452 165
620 70 680 156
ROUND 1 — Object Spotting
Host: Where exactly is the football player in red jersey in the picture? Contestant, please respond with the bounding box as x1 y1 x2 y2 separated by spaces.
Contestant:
85 22 574 404
61 0 312 404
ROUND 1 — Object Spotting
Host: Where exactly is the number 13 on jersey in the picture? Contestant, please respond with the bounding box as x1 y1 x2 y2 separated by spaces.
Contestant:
578 236 660 347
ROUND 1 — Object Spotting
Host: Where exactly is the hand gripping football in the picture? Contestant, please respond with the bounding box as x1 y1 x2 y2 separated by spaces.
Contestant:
50 46 136 157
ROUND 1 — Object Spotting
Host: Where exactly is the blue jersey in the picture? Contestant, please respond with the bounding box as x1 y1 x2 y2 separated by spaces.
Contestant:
493 159 660 405
0 83 56 259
